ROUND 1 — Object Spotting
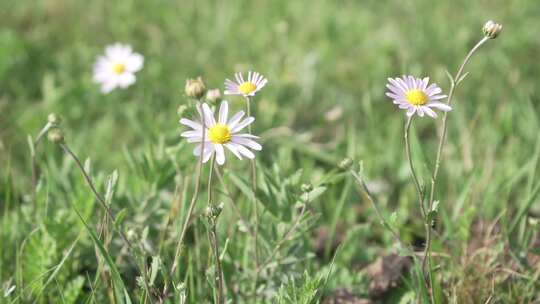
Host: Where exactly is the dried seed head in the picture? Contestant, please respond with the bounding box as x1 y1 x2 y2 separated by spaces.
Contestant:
47 128 64 144
185 77 206 99
47 113 62 126
205 89 222 104
483 20 502 39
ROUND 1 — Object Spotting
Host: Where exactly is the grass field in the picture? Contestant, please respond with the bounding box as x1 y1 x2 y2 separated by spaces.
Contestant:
1 0 540 303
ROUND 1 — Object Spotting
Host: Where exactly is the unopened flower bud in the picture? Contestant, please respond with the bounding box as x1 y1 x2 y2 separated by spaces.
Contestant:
483 20 502 39
205 89 221 104
301 183 313 193
185 77 206 99
47 128 64 144
47 113 62 126
339 158 353 170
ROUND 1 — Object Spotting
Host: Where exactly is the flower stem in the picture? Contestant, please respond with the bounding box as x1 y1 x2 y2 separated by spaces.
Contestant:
206 155 224 304
30 122 52 198
404 116 426 218
244 97 260 268
349 169 412 253
170 102 207 277
422 37 490 302
59 142 154 303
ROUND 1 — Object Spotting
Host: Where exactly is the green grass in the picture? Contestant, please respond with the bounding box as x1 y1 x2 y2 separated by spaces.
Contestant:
1 0 540 303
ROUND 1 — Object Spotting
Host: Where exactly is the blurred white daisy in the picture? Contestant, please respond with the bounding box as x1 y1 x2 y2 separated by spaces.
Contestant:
180 101 262 165
93 43 144 94
386 76 451 118
224 71 268 97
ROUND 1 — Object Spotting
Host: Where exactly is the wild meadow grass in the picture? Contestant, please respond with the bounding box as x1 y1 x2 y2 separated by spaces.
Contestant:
1 0 539 303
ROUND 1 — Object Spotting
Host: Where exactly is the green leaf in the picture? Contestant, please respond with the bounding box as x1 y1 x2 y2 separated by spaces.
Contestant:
72 207 132 304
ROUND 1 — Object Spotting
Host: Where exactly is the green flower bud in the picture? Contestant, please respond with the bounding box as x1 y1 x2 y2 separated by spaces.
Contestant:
47 128 64 144
47 113 62 126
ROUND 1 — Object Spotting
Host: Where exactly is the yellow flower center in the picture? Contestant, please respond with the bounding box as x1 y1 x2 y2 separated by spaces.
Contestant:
208 124 231 144
238 82 257 95
406 89 428 106
111 63 126 75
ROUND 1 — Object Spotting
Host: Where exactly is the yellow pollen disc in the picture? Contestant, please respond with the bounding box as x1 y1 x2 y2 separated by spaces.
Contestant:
208 124 231 144
111 63 126 75
238 82 257 95
406 90 428 106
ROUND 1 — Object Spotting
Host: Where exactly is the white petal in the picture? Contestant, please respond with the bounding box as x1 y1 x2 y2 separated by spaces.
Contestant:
227 111 245 129
126 53 144 72
422 106 438 118
198 144 214 163
218 101 229 124
428 102 452 112
406 107 416 117
101 80 117 94
118 73 136 88
235 144 255 159
231 117 255 133
179 118 202 130
224 143 243 160
201 103 216 126
181 130 201 138
231 136 262 151
215 144 226 165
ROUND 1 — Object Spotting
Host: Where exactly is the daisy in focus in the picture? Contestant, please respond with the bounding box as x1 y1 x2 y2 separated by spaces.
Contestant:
93 43 144 94
386 75 451 118
180 101 262 165
224 71 268 97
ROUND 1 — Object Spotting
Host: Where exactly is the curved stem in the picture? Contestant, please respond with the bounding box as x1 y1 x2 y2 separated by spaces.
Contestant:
349 170 412 254
31 122 52 198
205 155 223 304
213 165 255 237
245 97 260 268
427 37 488 212
404 116 426 218
59 143 154 303
257 192 309 273
171 102 207 277
422 37 490 303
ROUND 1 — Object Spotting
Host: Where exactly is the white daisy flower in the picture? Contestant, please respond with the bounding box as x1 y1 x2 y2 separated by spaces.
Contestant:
180 101 262 165
93 43 144 94
224 71 268 97
386 75 451 118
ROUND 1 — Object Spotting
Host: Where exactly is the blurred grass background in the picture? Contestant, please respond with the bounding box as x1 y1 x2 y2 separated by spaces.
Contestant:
1 0 540 303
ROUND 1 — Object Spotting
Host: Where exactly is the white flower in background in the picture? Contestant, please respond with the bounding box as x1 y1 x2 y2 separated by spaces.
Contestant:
180 101 262 165
385 75 451 118
224 71 268 97
93 43 144 94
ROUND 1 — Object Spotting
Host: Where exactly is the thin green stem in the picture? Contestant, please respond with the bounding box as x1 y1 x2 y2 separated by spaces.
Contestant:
349 170 412 253
206 155 224 304
257 192 309 274
59 142 154 303
427 37 489 212
404 116 426 218
245 97 260 268
170 102 207 278
30 122 52 198
213 165 255 237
